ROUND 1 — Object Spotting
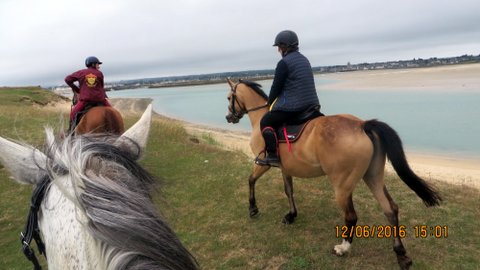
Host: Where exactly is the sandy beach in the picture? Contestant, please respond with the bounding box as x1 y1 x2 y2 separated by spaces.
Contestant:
318 63 480 91
57 64 480 190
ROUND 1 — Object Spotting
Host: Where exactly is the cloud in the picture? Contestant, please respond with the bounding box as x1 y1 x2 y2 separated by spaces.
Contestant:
1 0 479 86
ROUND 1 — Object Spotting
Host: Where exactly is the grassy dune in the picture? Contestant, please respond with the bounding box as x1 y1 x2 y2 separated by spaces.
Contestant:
0 88 479 269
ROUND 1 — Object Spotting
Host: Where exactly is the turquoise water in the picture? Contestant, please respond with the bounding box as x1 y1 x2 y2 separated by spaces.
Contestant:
108 79 480 159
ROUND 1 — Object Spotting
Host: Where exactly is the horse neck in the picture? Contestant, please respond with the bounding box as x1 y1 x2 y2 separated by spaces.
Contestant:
37 135 198 269
245 107 268 156
40 180 105 269
239 88 267 129
246 107 267 129
237 86 269 154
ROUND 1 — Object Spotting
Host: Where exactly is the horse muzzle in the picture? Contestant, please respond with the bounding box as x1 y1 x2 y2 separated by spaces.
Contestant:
225 113 240 124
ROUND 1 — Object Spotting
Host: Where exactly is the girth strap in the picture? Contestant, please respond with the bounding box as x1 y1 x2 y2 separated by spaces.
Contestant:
21 176 49 270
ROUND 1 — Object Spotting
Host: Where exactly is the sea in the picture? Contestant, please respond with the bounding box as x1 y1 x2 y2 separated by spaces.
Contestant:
107 77 480 159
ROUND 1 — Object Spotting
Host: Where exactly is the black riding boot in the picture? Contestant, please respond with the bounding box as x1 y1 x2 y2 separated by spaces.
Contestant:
255 127 280 167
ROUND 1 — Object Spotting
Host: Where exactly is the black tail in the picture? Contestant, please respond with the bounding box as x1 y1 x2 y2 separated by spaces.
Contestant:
363 119 441 206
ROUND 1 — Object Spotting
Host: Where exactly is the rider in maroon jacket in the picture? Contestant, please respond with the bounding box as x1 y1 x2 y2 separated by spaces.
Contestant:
65 56 111 128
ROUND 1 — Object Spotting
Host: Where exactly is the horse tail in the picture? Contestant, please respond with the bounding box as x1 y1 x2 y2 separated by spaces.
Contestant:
363 119 442 207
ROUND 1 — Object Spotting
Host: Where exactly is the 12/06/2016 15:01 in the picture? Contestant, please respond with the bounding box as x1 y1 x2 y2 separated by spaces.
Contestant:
335 225 449 239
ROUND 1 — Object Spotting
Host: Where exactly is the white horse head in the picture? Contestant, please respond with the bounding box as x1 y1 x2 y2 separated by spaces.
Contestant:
0 104 199 270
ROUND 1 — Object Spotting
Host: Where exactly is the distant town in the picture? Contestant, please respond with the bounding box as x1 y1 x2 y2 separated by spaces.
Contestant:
54 54 479 91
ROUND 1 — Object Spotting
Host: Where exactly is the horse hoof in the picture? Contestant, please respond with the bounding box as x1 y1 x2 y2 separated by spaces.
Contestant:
249 207 259 218
331 248 345 256
397 255 412 270
282 213 296 224
332 240 351 256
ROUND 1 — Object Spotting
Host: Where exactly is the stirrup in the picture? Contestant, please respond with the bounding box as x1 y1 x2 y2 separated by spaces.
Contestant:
255 156 281 167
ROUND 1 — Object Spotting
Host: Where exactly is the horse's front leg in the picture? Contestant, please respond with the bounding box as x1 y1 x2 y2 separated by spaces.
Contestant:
282 174 297 224
248 165 270 217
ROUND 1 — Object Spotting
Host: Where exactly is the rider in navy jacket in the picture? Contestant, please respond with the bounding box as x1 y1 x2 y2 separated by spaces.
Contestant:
256 30 320 167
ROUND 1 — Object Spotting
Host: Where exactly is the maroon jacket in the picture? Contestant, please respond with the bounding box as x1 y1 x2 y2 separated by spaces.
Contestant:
65 67 106 102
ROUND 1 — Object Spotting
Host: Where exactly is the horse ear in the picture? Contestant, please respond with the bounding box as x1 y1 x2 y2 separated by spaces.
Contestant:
0 137 47 185
116 104 153 158
227 78 236 88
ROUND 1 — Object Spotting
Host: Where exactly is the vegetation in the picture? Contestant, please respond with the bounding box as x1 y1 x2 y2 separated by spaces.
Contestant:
1 88 479 269
0 86 68 106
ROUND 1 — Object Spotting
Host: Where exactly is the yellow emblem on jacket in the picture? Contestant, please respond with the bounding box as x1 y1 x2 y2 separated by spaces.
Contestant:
85 73 97 87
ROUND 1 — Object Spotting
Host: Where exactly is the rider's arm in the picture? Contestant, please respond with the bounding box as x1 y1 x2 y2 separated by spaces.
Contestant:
64 72 81 94
268 60 288 105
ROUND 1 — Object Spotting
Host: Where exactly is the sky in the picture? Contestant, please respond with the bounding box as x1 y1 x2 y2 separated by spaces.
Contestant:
1 0 479 87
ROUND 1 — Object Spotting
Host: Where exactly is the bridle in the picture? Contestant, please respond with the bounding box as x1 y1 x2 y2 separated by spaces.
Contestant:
228 81 268 122
21 164 67 270
21 176 50 270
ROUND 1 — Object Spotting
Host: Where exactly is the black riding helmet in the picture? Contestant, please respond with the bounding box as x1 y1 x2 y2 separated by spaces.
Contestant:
85 56 102 68
273 30 299 48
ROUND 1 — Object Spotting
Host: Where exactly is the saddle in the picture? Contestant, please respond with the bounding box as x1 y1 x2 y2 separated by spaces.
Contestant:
276 105 324 144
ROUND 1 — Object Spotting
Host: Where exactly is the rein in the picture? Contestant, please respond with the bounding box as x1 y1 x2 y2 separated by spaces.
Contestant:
21 176 49 270
230 82 268 119
246 103 269 113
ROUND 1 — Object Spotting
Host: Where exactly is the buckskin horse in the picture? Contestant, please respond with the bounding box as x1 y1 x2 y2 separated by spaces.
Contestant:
0 105 199 270
74 105 125 135
225 79 441 269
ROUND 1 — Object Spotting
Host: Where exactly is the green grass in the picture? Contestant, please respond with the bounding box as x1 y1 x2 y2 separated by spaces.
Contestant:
0 88 479 269
0 86 68 106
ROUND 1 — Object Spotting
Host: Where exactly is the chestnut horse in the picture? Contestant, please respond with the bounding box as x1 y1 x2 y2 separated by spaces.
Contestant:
225 79 441 269
74 106 124 135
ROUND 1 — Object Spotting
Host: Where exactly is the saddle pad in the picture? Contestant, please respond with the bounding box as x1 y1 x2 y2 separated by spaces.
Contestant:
276 120 312 143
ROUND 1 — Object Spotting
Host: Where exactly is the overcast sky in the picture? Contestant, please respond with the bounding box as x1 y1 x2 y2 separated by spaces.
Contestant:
1 0 479 87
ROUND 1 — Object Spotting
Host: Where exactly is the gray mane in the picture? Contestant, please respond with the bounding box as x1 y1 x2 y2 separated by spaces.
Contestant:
43 132 199 270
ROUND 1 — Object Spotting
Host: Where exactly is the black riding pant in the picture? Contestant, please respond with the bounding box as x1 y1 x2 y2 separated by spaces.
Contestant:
260 110 302 131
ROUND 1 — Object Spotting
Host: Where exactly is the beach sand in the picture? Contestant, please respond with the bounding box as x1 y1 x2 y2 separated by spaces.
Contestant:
319 63 480 91
56 64 480 190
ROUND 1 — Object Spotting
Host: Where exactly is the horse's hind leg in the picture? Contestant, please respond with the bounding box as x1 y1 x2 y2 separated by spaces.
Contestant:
248 165 270 217
282 174 297 224
364 173 413 270
332 192 357 256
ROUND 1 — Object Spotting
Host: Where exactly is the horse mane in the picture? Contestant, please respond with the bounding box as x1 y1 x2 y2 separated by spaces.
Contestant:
42 130 199 270
239 79 268 100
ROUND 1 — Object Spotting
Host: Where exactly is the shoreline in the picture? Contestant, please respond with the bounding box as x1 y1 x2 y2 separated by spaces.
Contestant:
52 62 480 190
52 97 480 190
